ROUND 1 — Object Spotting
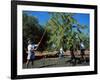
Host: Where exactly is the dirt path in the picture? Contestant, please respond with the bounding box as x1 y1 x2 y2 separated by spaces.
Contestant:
23 56 89 69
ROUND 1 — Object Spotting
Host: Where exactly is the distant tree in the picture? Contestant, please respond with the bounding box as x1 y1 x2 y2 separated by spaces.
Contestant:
23 13 44 49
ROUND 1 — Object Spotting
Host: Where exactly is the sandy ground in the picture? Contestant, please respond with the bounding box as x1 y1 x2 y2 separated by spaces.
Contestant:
23 56 89 69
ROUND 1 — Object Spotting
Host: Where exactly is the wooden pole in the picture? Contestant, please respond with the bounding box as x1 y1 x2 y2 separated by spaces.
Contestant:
36 30 47 50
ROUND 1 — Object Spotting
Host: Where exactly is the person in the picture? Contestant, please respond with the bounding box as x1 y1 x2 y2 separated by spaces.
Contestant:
80 40 86 63
26 40 40 68
69 46 76 65
59 47 64 59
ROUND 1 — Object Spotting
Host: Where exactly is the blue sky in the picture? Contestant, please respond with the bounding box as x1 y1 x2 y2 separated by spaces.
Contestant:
23 11 50 25
23 11 90 35
73 13 90 35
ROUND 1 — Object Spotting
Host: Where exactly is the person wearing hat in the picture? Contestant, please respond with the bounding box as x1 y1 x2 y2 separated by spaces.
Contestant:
26 40 40 67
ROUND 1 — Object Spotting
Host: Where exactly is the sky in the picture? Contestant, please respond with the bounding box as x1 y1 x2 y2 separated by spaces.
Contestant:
23 11 90 35
73 13 90 34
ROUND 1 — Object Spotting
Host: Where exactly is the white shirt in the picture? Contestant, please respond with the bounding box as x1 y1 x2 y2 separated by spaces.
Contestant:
28 44 32 54
80 42 85 49
27 44 38 54
60 48 64 55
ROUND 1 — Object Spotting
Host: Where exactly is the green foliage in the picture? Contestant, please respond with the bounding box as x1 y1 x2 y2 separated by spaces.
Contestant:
23 13 43 48
46 12 89 51
23 12 89 52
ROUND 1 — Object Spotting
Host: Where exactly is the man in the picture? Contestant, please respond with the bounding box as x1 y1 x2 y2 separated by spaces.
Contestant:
70 46 76 65
26 40 40 68
80 40 86 63
59 47 64 59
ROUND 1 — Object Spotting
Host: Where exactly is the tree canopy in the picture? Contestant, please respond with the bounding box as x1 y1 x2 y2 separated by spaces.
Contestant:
23 13 44 49
45 12 89 51
23 12 89 51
